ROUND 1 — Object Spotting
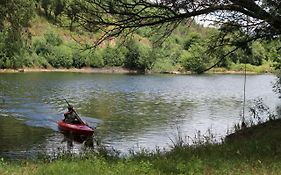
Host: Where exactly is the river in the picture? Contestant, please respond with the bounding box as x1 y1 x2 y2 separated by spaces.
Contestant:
0 73 279 159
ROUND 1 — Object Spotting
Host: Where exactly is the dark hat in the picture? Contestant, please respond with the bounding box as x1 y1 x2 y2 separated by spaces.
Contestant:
67 105 73 109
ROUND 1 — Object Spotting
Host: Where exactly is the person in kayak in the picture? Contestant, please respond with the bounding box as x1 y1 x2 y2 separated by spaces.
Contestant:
64 105 80 124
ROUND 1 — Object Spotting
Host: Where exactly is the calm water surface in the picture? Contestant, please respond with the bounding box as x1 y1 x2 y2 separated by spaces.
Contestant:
0 73 279 159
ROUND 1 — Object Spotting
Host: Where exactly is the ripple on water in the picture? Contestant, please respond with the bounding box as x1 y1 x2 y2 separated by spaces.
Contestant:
0 73 279 159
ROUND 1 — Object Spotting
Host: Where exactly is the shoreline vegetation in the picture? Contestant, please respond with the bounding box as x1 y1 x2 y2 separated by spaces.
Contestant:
1 16 279 75
0 67 139 74
0 66 274 75
1 118 281 174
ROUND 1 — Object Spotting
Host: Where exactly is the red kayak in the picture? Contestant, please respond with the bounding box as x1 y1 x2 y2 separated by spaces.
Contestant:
58 120 94 136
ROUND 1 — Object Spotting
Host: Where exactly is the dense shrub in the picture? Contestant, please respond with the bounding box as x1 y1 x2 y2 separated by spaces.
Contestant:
33 37 51 56
0 54 10 68
44 31 63 46
124 40 140 69
102 46 126 66
152 57 176 72
72 51 86 68
181 44 214 73
137 43 154 71
183 32 202 50
124 39 155 71
87 50 104 68
33 54 50 68
48 45 73 68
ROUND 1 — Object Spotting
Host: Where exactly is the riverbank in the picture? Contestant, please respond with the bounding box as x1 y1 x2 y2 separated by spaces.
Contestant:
1 118 281 174
0 66 274 75
0 67 139 74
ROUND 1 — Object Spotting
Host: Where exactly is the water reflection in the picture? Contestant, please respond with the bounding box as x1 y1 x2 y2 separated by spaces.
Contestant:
0 73 279 159
60 132 94 150
0 116 53 159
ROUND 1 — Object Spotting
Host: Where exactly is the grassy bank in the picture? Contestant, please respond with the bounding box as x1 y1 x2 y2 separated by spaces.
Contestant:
2 118 281 174
0 62 275 75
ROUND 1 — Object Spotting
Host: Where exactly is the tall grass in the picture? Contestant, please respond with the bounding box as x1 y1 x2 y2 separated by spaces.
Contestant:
2 122 281 175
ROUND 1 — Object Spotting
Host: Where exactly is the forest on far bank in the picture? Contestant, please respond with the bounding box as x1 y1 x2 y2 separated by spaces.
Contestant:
0 0 280 74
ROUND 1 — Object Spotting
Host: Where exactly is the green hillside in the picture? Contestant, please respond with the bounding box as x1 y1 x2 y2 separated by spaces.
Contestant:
0 0 280 73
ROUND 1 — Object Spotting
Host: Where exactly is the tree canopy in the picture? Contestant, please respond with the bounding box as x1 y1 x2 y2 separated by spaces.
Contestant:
56 0 280 73
68 0 281 45
0 0 34 66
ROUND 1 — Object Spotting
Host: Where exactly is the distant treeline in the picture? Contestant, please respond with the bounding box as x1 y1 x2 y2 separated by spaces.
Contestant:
0 0 280 73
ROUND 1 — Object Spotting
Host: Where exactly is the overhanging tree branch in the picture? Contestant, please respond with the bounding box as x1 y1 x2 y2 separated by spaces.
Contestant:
69 0 280 45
